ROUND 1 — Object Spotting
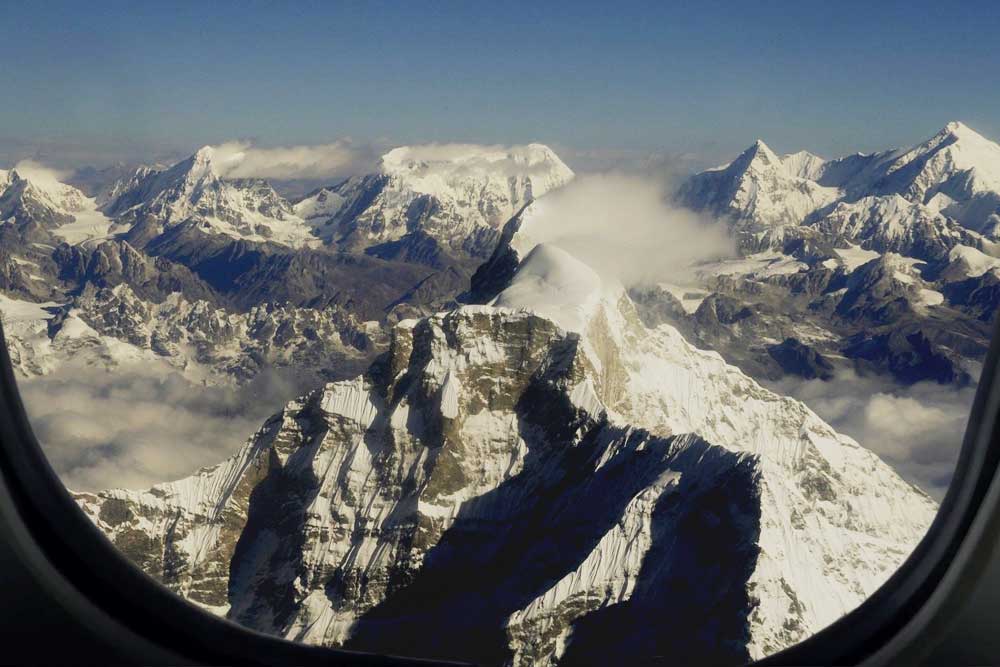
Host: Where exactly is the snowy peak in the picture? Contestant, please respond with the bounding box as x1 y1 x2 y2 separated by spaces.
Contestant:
376 142 574 211
103 147 316 247
935 120 991 145
780 150 827 180
889 121 1000 189
379 142 573 193
180 145 224 181
0 166 110 243
493 243 617 334
317 143 574 258
682 122 1000 245
680 138 842 232
740 139 781 169
2 167 88 214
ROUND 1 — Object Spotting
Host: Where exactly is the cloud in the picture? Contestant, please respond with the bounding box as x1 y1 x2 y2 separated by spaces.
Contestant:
555 147 716 180
205 139 380 181
767 370 977 500
11 159 73 189
521 172 736 287
19 363 311 492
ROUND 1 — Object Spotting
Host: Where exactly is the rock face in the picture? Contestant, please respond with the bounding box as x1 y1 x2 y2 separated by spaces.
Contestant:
767 338 835 380
77 244 936 665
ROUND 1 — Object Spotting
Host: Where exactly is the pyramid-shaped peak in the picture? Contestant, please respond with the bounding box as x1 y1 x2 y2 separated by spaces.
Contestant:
174 145 226 181
937 121 990 144
731 138 780 171
192 145 216 161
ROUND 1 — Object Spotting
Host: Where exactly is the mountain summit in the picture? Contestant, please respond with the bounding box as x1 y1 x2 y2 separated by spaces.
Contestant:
296 142 574 260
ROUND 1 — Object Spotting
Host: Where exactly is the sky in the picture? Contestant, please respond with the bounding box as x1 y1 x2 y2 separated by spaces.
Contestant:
0 0 998 170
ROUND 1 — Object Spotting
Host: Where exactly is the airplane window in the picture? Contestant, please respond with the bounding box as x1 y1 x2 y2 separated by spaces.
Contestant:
1 4 996 665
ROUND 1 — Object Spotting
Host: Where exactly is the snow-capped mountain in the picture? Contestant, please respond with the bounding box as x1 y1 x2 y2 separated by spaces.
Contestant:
95 142 573 263
678 140 842 233
823 121 1000 233
659 123 1000 387
77 240 935 665
300 143 574 260
0 167 122 246
0 124 992 665
0 168 87 225
682 122 1000 250
103 147 318 247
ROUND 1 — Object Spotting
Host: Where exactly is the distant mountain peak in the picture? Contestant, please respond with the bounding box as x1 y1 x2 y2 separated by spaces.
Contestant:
310 143 575 257
737 139 780 169
378 142 573 185
939 120 985 141
179 145 225 181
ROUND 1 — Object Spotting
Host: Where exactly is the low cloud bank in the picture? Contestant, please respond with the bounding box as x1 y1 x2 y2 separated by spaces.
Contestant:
768 370 976 500
207 139 380 181
21 363 312 492
523 172 735 287
10 159 73 188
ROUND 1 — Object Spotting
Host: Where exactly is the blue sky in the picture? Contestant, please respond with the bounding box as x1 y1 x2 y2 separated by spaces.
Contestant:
1 0 998 169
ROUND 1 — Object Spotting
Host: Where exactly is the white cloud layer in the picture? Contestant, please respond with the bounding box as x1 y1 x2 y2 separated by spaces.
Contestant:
206 139 380 180
522 172 735 287
10 159 73 188
21 364 310 492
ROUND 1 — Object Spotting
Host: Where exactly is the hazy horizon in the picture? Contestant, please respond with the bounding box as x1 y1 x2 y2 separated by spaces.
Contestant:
2 1 997 174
